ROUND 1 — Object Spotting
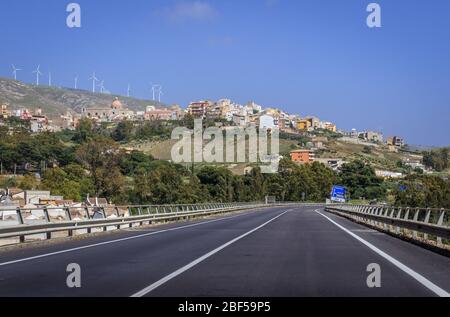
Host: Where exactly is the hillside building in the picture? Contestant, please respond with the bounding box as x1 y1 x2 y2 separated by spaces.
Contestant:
81 97 134 122
290 149 315 164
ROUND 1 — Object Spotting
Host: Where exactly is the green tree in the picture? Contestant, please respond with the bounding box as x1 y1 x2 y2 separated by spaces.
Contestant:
119 151 155 176
76 136 125 197
41 167 83 201
196 166 235 202
112 121 134 142
339 160 386 200
393 175 450 208
73 118 95 143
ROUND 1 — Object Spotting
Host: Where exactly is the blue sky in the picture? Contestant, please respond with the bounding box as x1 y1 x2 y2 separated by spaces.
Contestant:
0 0 449 146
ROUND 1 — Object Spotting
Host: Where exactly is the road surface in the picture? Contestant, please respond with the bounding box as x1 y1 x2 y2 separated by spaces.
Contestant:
0 205 449 297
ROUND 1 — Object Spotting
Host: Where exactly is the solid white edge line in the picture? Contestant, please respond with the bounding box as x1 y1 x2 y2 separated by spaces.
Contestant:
131 209 292 297
0 207 276 267
315 209 450 297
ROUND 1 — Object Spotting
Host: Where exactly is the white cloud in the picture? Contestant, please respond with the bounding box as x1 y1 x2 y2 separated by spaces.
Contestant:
158 1 218 23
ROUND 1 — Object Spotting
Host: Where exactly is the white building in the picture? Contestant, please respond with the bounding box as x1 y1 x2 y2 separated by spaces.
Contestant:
375 170 403 179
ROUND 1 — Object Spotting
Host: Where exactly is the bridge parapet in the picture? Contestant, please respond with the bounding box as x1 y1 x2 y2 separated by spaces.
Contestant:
325 204 450 249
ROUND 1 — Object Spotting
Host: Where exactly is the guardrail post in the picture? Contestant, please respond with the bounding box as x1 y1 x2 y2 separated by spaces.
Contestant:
129 207 134 227
115 207 122 229
43 207 52 239
395 208 402 234
370 207 376 225
423 208 431 241
101 207 108 231
437 208 445 226
404 207 410 220
379 207 384 216
84 207 92 233
403 207 411 237
437 208 446 246
380 207 387 230
101 207 107 219
65 207 73 237
84 207 91 220
16 207 24 224
389 208 395 218
43 207 51 222
366 207 377 226
16 207 25 243
65 207 72 221
412 207 420 239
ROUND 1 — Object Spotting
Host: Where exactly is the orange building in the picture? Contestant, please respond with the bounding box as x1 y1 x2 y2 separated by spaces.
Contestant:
290 149 315 164
297 119 311 131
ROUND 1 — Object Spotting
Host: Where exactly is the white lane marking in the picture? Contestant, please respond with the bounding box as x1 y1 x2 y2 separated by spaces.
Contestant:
315 209 450 297
351 229 381 233
0 208 279 267
131 209 291 297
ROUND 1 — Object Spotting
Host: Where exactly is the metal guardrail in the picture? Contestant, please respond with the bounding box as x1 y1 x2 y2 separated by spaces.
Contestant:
325 204 450 247
0 202 310 244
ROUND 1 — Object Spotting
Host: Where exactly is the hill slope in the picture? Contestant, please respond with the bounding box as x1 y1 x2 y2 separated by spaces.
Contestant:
0 77 165 118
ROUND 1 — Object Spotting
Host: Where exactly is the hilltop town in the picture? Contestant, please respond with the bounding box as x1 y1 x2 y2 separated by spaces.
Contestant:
1 81 448 217
1 93 413 169
0 85 437 179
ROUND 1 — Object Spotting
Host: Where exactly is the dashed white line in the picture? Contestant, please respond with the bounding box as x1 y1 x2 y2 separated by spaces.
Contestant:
131 209 291 297
315 209 450 297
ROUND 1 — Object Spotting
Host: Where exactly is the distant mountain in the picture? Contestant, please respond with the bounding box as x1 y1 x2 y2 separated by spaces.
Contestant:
0 77 166 118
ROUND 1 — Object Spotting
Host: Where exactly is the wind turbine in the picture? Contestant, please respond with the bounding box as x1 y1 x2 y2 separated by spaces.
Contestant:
97 80 105 93
151 84 156 101
88 72 99 93
157 85 164 102
74 76 78 89
151 84 161 101
127 84 131 97
48 72 52 87
32 65 43 86
11 65 21 80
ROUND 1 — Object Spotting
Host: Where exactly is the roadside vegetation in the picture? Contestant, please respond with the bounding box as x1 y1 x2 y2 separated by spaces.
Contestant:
0 118 448 208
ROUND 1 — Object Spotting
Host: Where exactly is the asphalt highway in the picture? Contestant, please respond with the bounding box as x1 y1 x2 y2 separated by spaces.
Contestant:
0 205 449 297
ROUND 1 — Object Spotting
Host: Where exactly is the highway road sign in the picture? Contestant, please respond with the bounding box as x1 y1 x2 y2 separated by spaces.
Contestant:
331 185 346 203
